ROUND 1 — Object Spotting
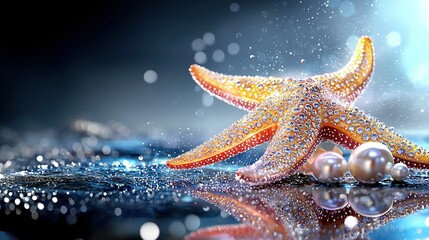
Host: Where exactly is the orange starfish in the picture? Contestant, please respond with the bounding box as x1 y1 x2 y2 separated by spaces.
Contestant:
167 36 429 185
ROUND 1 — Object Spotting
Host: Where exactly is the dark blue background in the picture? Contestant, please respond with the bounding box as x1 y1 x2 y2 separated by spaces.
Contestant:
1 0 428 139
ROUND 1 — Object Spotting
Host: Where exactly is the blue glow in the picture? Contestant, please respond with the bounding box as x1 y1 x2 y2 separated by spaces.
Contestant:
369 209 429 239
376 0 429 88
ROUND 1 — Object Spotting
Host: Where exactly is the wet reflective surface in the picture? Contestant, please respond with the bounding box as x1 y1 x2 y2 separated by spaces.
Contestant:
2 123 429 239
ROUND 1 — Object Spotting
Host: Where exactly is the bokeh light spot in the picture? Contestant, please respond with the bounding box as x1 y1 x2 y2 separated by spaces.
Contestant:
114 207 122 216
346 35 359 50
140 222 160 240
194 52 207 65
227 43 240 55
202 92 214 107
203 32 215 46
143 70 158 84
386 31 401 47
191 38 205 51
185 214 200 231
339 1 355 17
230 2 239 13
407 63 429 88
212 49 225 63
344 216 358 229
169 221 186 238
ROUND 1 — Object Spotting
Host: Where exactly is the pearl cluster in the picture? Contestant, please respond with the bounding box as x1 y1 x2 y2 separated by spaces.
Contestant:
311 142 409 184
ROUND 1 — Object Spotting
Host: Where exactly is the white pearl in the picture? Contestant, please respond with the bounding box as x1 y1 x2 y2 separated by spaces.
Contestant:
348 142 394 184
311 151 347 183
390 163 409 181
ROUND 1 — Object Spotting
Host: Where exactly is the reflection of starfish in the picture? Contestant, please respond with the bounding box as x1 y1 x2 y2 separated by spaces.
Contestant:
167 36 429 185
186 185 429 239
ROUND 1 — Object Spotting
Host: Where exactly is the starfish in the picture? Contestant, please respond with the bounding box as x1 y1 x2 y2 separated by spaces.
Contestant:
167 36 429 185
185 184 429 239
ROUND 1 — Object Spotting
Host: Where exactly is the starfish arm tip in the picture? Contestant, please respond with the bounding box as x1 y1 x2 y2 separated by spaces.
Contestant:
360 35 372 42
166 160 175 169
189 64 201 72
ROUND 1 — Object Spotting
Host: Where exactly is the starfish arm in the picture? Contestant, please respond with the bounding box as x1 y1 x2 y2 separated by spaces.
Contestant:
236 98 323 185
193 191 286 237
189 190 289 239
189 36 372 111
313 36 374 103
323 103 429 168
166 95 284 169
190 64 286 111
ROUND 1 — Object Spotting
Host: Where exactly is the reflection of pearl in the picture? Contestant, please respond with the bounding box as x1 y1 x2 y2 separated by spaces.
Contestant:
348 187 393 217
312 187 348 210
348 142 394 184
311 151 347 183
391 163 409 181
